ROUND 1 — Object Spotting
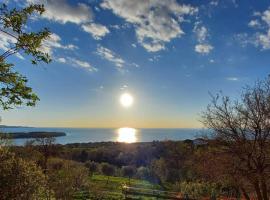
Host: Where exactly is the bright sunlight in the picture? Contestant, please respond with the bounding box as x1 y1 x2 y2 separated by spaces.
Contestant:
117 127 137 143
120 93 134 108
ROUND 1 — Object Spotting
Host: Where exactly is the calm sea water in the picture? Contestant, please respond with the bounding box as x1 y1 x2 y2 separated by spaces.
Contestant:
0 127 204 145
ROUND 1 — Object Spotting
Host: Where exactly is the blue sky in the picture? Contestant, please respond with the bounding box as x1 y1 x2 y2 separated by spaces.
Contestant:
1 0 270 128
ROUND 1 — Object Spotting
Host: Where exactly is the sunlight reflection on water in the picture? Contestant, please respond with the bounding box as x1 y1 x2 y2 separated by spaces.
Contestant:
117 127 137 143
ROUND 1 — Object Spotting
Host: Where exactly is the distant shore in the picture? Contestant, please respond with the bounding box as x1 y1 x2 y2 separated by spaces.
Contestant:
0 131 66 139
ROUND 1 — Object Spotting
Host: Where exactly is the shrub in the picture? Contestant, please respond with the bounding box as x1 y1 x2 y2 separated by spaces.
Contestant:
47 158 89 199
101 163 115 184
0 147 46 200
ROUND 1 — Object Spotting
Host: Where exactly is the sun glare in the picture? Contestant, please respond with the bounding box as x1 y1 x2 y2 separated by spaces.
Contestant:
120 93 134 108
117 127 137 143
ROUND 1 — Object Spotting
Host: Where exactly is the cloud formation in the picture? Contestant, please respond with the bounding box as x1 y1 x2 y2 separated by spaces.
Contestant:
0 31 17 52
226 77 239 81
195 44 213 54
82 23 110 40
101 0 197 52
28 0 110 40
249 8 270 50
56 56 97 72
96 45 125 68
41 33 78 55
27 0 92 24
193 23 213 54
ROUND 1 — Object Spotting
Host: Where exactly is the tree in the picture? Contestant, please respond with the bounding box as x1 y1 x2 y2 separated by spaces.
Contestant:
136 166 151 180
0 3 51 109
0 146 46 200
47 158 89 199
202 78 270 200
122 166 136 185
101 163 115 184
85 161 98 176
34 136 56 173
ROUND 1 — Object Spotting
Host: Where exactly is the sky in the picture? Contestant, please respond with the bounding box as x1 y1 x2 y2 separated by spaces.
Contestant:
1 0 270 128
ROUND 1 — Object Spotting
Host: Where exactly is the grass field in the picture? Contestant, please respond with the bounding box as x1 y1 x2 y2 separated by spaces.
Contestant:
85 174 162 200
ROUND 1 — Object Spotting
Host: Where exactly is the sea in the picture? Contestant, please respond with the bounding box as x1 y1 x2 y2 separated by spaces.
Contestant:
0 127 205 146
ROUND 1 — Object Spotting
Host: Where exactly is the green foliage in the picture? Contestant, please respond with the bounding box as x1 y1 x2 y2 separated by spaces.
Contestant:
89 174 159 200
0 3 51 109
136 166 152 180
85 160 98 176
101 162 116 184
173 181 221 199
47 158 89 199
0 60 39 109
101 162 115 177
0 146 46 200
122 165 136 178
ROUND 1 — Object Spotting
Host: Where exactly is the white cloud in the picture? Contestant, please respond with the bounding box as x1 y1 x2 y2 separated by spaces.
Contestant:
101 0 197 52
248 19 260 28
249 8 270 50
233 33 251 48
56 57 66 63
28 0 110 41
27 0 92 24
195 44 213 54
131 63 139 68
193 24 213 54
262 9 270 25
194 25 208 43
209 1 219 6
226 77 238 81
70 58 90 68
256 30 270 49
0 31 17 52
82 23 110 40
96 45 125 68
56 56 97 72
41 33 78 55
148 55 161 62
110 24 120 29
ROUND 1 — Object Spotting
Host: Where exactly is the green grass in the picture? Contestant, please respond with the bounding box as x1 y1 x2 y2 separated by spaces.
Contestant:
86 174 161 200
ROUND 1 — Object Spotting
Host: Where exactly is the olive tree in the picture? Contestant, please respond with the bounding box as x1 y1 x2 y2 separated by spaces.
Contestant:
101 163 115 184
202 78 270 200
122 165 136 184
85 161 98 176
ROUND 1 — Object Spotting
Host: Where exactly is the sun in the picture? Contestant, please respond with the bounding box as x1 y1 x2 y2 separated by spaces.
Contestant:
120 93 134 108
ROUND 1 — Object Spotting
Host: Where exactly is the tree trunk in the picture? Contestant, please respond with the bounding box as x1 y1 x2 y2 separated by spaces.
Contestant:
241 187 250 200
261 177 268 200
253 181 263 200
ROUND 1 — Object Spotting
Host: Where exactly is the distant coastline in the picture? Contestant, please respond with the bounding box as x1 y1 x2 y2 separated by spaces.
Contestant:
0 131 66 139
0 125 33 128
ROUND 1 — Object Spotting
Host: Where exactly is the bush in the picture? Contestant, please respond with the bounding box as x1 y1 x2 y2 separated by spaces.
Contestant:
136 166 151 180
0 147 46 200
101 163 115 184
122 166 136 184
47 158 89 199
172 181 221 199
85 161 98 176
